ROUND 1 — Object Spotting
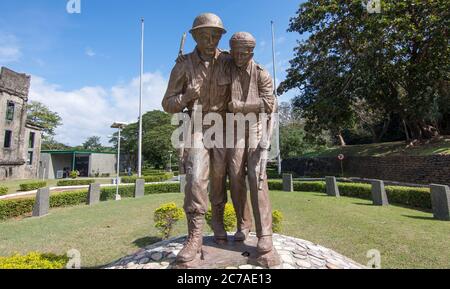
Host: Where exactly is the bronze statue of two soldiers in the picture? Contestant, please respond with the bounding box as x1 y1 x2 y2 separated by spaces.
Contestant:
162 13 280 267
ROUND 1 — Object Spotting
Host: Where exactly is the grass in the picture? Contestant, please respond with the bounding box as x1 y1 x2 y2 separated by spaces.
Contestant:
0 191 449 269
303 137 450 158
0 178 112 195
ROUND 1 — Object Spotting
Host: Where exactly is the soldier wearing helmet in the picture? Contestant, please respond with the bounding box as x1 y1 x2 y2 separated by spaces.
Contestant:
163 13 247 264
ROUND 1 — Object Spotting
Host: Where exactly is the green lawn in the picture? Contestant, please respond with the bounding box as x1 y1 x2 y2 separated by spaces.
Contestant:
303 137 450 158
0 191 449 269
0 178 112 195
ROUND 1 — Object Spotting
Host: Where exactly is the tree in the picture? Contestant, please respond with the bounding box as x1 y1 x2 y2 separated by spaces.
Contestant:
82 136 103 151
279 0 449 144
27 101 62 139
110 110 174 170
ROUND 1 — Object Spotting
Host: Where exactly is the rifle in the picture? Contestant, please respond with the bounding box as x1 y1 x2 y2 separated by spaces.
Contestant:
258 101 276 191
178 32 187 174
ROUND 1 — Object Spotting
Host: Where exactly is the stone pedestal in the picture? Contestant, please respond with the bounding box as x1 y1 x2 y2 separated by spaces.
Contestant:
371 180 389 206
106 234 367 270
33 188 50 217
283 174 293 192
134 179 145 198
87 184 101 205
173 235 281 269
430 184 450 221
325 176 340 197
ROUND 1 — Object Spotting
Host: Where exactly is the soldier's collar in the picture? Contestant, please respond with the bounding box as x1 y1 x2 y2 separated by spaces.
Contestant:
193 47 220 64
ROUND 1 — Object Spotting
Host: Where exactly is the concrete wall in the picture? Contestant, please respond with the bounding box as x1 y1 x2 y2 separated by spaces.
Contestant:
283 156 450 186
89 153 116 177
50 154 73 179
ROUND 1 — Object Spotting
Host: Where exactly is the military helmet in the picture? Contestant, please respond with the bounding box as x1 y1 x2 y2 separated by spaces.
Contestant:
190 13 227 34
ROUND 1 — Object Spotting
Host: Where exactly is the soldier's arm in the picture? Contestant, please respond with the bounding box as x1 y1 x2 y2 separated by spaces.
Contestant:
258 67 276 114
162 61 195 114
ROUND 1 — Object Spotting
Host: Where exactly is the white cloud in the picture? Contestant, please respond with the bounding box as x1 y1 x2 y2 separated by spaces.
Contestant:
0 33 21 63
29 72 168 146
85 47 96 57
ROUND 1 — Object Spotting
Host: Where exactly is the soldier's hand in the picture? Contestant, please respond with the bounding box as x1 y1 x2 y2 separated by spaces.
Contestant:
184 80 201 102
228 100 245 113
176 54 187 63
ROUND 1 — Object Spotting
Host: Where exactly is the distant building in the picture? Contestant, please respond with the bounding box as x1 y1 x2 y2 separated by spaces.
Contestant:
40 150 117 179
0 67 43 180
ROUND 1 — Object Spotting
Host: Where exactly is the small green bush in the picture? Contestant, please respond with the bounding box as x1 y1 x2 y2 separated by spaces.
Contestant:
57 179 95 187
0 186 7 196
386 186 431 209
205 203 237 233
154 203 184 239
0 252 68 269
19 182 47 192
122 173 174 184
272 210 283 233
70 171 78 179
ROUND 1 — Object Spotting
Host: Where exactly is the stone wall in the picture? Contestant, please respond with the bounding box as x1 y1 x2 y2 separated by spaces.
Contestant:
0 67 42 180
283 156 450 186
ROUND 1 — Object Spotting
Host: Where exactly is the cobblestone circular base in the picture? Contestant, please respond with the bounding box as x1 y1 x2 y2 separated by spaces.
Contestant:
105 233 366 269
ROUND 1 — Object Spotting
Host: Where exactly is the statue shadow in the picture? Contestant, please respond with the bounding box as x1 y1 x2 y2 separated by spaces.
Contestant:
133 236 163 249
401 215 439 221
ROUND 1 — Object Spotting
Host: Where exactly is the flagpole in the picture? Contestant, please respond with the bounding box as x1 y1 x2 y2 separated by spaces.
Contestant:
271 20 282 176
138 18 144 178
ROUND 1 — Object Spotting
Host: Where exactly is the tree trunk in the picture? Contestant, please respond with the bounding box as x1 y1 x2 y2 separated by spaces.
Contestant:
402 119 411 142
336 133 347 147
374 116 391 143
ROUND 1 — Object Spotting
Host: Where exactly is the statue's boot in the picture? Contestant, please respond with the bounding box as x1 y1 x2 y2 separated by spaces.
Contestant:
234 229 250 242
257 236 274 254
211 205 228 245
177 213 204 263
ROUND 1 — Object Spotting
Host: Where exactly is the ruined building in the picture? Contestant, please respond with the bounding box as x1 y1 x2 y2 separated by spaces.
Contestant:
0 67 42 180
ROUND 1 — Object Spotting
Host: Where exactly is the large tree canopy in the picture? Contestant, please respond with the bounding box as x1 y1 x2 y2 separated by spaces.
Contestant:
110 110 174 170
279 0 449 145
27 101 62 138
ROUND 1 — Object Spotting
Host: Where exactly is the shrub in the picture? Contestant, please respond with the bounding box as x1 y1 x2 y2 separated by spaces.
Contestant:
386 186 431 209
0 186 7 196
272 210 283 233
0 198 35 220
56 180 95 187
121 173 175 184
0 252 68 269
19 182 47 192
205 203 237 233
154 203 184 239
70 171 78 179
338 183 372 199
50 191 88 208
101 173 110 177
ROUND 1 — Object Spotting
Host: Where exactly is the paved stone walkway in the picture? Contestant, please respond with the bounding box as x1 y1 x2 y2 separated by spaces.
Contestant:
105 233 366 269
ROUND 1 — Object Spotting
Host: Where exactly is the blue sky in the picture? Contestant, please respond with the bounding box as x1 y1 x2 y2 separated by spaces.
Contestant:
0 0 305 146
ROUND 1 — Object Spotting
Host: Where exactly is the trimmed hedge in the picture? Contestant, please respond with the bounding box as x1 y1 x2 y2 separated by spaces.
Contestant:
19 182 47 192
56 180 96 187
0 183 181 221
121 173 175 184
0 186 7 196
268 180 431 210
